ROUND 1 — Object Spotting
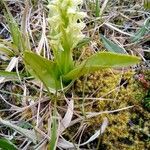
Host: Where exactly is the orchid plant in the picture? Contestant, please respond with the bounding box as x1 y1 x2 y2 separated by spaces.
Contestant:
23 0 140 92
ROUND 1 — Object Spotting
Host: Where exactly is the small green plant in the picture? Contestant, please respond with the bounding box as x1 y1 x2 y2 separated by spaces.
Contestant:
0 0 30 80
23 0 140 92
0 0 30 57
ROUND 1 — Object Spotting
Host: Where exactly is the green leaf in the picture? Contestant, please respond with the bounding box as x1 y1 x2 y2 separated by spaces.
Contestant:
48 109 58 150
0 138 17 150
76 38 91 48
0 40 18 55
0 71 23 83
0 44 14 57
2 0 30 53
4 13 22 54
0 71 24 83
0 71 19 77
18 121 32 129
100 34 126 54
131 18 150 42
63 52 140 81
95 0 100 17
144 0 150 10
23 52 61 91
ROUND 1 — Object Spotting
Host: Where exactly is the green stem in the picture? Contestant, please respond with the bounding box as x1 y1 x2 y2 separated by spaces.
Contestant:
59 50 74 75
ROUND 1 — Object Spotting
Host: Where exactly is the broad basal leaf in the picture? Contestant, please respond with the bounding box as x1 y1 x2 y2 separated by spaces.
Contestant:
63 52 140 81
23 51 61 91
100 34 126 54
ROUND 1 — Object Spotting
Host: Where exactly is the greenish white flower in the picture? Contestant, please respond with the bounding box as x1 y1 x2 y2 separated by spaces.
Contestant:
47 0 86 52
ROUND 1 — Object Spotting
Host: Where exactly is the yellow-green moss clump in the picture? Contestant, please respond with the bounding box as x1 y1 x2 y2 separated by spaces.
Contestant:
73 68 149 149
70 47 149 149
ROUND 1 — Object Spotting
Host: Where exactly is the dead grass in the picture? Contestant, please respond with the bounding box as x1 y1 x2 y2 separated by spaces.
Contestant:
0 0 149 149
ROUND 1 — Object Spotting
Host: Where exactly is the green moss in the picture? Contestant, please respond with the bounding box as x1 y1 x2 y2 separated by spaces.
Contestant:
74 68 149 148
60 46 149 149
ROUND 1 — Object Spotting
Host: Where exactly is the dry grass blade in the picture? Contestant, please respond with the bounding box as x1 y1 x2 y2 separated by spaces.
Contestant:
0 118 37 144
0 57 18 83
69 106 133 127
59 99 74 134
58 117 108 149
0 0 149 149
36 14 49 55
104 22 134 36
99 0 109 17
